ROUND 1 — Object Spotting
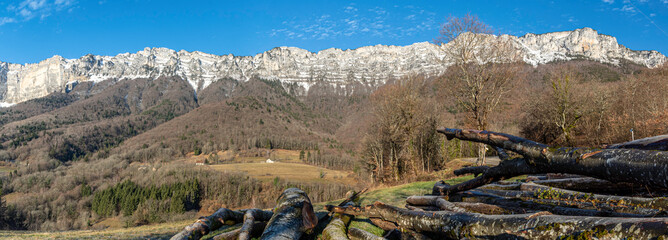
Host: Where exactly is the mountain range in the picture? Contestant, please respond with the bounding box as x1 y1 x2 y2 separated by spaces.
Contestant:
0 27 665 104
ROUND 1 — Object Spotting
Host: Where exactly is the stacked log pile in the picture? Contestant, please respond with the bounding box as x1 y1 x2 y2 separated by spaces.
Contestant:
173 128 668 239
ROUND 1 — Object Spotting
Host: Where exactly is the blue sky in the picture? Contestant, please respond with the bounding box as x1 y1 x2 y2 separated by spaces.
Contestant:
0 0 666 64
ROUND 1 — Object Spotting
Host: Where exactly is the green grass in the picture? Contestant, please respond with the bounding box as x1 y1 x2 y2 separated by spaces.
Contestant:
360 176 474 206
201 225 240 240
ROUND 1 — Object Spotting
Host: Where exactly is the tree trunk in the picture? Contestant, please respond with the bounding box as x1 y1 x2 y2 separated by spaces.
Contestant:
238 209 272 240
260 188 318 240
476 143 486 166
406 196 509 215
606 134 668 151
527 177 643 195
211 222 267 240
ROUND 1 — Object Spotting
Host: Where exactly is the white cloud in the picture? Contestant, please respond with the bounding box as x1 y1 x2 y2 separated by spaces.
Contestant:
55 0 73 5
344 5 357 14
650 13 656 17
23 0 47 10
3 0 76 25
602 0 614 3
0 17 17 26
620 5 636 13
19 9 32 18
269 4 436 40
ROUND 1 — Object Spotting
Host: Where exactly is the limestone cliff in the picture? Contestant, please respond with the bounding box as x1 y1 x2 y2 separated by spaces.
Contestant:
0 28 664 104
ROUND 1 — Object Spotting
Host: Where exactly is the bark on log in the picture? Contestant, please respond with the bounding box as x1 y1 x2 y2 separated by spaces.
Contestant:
406 196 509 215
322 217 350 240
457 189 655 217
322 203 355 240
437 128 668 189
322 189 367 240
405 196 466 212
348 227 386 240
607 134 668 151
211 222 267 240
260 188 318 240
171 208 272 240
494 146 510 161
529 177 644 194
238 209 272 240
369 218 397 231
519 182 668 212
326 201 668 239
433 157 538 196
452 166 490 177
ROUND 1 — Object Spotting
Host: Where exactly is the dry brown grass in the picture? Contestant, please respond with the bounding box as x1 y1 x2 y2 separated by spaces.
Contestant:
1 192 32 205
174 148 357 185
206 162 356 185
0 219 192 239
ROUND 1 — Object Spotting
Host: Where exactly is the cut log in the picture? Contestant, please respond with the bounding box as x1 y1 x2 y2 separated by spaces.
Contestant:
406 195 509 215
348 227 386 240
529 177 645 195
433 157 538 196
323 202 355 240
457 189 656 217
238 209 272 240
405 196 466 212
606 134 668 151
260 188 318 240
211 222 267 240
326 201 668 239
519 182 668 212
322 189 367 240
369 218 397 231
437 128 668 189
171 208 272 240
452 166 490 177
494 146 510 161
322 217 350 240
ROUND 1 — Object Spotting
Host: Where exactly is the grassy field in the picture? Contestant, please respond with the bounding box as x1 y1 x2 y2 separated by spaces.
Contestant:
1 176 474 239
0 219 192 240
206 162 356 185
181 148 357 185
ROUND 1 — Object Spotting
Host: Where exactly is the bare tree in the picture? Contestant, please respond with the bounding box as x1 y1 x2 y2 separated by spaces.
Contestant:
362 76 441 183
435 13 520 165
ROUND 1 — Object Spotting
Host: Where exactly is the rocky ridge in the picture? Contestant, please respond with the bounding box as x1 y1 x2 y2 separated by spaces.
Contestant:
0 27 665 104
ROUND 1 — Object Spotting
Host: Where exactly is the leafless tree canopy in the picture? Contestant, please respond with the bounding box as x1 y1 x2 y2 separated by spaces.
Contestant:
435 13 521 165
434 13 493 45
362 76 442 183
